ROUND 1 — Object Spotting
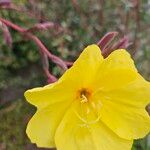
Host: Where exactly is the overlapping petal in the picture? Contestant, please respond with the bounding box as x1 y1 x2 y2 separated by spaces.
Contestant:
26 101 71 148
90 122 133 150
25 44 103 109
55 102 133 150
94 77 150 140
24 44 150 150
59 44 104 89
92 49 139 91
24 82 75 109
24 44 104 147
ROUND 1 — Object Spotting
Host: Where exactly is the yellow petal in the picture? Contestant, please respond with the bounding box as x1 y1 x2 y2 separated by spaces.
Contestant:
26 101 71 148
24 44 103 109
55 102 96 150
55 102 133 150
93 49 138 91
90 122 133 150
59 44 104 89
95 78 150 140
24 81 75 109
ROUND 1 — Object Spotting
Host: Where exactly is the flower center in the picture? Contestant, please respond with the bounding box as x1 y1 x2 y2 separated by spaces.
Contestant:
77 88 92 103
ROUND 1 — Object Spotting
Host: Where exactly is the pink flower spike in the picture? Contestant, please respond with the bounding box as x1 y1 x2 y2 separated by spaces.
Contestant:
112 36 130 50
97 31 118 51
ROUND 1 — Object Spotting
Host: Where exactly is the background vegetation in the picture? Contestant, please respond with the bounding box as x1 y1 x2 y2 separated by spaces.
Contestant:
0 0 150 149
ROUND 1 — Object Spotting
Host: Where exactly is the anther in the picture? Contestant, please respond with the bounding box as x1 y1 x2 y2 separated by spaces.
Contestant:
80 94 88 103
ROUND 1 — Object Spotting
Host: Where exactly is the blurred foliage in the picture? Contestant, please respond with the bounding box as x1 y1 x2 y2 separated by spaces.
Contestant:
0 0 150 149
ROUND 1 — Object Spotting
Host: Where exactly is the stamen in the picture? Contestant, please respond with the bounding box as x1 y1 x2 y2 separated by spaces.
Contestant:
80 94 88 103
77 88 92 103
74 109 101 125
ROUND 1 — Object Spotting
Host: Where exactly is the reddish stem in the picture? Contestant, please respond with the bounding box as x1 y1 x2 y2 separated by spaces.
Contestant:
0 18 25 32
65 61 73 67
0 18 67 70
0 4 47 21
44 68 57 83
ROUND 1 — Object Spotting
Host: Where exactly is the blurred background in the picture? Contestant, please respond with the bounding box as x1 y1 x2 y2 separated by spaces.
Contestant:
0 0 150 149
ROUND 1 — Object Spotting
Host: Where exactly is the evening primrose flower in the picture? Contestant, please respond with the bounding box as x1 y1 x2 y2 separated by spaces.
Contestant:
25 44 150 150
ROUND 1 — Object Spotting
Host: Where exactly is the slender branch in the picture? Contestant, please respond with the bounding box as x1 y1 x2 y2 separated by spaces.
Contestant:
39 50 57 83
28 34 67 70
0 21 12 48
0 18 25 32
0 18 67 70
0 4 47 21
64 61 73 67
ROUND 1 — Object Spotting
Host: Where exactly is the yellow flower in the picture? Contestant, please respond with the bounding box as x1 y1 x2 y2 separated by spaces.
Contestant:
25 44 150 150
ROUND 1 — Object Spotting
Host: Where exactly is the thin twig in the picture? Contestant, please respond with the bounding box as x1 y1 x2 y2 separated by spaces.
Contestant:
0 21 12 48
0 18 67 70
0 4 47 21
